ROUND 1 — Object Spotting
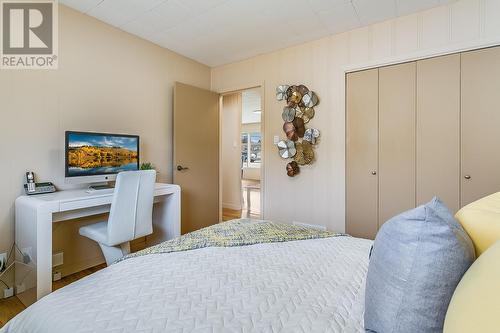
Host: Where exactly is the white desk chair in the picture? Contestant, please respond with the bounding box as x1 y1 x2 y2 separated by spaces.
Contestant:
79 170 156 265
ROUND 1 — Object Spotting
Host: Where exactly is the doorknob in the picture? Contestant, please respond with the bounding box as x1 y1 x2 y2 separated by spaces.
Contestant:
371 171 377 175
464 175 471 180
177 165 189 171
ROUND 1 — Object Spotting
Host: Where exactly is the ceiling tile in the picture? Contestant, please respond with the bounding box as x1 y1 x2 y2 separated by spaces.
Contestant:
307 0 354 12
352 0 397 25
120 17 158 40
124 0 191 34
315 2 360 35
60 0 103 13
86 0 165 27
177 0 229 16
396 0 439 16
64 0 451 66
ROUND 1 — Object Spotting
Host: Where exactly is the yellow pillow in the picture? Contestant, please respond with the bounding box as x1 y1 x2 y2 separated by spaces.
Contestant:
455 192 500 256
444 241 500 333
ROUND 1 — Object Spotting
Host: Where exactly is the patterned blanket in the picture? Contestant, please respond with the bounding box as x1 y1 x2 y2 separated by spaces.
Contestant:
118 219 346 263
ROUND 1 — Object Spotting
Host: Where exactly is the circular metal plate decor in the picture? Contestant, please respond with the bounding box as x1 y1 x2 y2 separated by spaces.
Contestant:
286 161 300 177
276 85 289 101
295 107 315 123
304 128 320 144
297 85 309 96
294 141 314 165
277 140 296 159
283 122 298 141
282 106 296 122
302 91 319 108
286 86 302 106
292 117 305 138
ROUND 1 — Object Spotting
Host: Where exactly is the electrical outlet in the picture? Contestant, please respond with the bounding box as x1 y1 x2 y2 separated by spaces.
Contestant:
52 271 61 282
3 287 14 299
21 247 32 264
0 253 6 273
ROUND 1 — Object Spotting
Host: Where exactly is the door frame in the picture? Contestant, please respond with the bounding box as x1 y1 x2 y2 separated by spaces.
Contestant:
219 84 265 221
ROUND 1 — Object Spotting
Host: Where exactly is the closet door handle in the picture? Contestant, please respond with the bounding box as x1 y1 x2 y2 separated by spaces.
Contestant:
371 171 377 175
177 165 189 171
464 175 471 180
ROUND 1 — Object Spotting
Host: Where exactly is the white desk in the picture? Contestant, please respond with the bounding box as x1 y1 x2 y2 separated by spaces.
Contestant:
15 183 180 306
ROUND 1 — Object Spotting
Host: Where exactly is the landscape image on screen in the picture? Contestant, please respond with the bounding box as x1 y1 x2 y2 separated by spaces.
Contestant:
67 133 138 177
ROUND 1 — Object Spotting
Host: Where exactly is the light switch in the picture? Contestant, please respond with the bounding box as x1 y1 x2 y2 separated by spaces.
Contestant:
273 135 280 145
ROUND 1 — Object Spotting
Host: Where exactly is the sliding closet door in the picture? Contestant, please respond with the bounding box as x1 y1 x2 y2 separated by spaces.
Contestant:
346 69 379 239
416 54 460 212
379 62 416 225
461 47 500 205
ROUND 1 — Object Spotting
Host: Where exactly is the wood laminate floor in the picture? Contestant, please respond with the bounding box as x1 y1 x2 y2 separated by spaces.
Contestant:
0 263 106 328
222 208 260 221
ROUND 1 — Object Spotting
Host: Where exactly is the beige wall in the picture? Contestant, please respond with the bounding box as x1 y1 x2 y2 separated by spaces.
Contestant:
221 93 242 210
0 6 211 267
211 0 500 232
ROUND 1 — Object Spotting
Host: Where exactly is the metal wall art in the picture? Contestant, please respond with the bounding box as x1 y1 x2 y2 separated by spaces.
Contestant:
286 161 300 177
276 84 320 177
277 139 296 159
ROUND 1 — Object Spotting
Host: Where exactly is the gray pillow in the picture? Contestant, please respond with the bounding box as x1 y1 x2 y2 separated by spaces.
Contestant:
364 197 475 333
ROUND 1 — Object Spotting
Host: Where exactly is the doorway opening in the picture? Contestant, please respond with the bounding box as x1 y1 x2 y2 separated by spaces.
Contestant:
221 88 262 221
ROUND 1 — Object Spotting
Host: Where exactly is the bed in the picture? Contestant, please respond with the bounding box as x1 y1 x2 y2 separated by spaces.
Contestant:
1 220 372 333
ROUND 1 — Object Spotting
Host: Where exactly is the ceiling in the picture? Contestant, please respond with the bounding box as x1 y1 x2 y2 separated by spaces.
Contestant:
60 0 457 67
242 89 261 124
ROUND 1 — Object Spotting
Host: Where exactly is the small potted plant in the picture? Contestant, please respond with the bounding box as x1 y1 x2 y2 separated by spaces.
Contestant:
140 162 155 171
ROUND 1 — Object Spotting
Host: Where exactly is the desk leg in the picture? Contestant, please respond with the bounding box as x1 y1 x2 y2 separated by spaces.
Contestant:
15 200 53 306
36 209 53 300
147 189 181 247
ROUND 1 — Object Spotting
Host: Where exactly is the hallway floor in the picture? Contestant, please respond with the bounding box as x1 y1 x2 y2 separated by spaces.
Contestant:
223 179 261 221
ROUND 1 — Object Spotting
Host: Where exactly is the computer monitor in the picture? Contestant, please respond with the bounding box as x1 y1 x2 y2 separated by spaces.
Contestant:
65 131 139 185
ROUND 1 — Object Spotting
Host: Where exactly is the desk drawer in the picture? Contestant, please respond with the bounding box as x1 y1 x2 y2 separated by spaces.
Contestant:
59 196 113 212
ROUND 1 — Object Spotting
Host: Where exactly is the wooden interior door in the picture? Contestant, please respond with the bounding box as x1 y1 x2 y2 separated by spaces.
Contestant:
416 54 460 212
461 47 500 206
173 82 220 234
379 62 416 225
346 69 379 239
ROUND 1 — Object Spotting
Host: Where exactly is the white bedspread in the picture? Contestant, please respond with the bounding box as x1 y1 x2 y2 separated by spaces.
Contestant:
2 236 372 333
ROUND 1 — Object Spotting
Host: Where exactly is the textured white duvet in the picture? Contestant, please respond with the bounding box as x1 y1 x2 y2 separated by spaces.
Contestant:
2 236 372 333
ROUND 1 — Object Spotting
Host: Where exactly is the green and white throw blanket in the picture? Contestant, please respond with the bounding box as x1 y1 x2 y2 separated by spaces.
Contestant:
119 218 346 263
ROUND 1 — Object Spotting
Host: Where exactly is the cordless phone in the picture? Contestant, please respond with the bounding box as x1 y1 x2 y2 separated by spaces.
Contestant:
24 172 56 195
26 172 36 193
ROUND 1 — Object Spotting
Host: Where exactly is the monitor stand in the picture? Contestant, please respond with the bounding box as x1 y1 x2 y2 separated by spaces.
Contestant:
88 182 113 191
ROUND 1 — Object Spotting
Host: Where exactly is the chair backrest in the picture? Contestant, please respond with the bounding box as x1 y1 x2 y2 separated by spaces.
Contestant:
107 170 156 246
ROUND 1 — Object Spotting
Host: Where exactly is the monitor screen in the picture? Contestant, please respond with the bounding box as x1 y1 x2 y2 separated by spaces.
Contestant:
65 131 139 178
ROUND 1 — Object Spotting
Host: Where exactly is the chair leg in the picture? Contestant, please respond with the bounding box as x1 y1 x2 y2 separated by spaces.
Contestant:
99 242 131 266
120 242 131 256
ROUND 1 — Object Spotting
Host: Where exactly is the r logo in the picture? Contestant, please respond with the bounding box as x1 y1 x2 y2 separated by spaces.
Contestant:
2 2 53 54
